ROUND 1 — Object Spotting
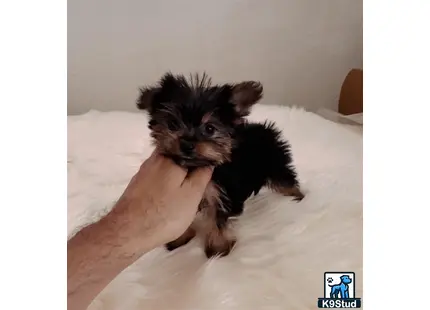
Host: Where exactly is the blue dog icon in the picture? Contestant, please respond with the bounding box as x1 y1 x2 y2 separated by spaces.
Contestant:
329 275 352 299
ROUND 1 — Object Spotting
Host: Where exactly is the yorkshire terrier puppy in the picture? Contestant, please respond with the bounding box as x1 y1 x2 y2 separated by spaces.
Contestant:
137 72 304 258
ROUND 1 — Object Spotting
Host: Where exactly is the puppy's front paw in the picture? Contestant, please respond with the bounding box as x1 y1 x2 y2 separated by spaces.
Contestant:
204 238 236 258
165 241 181 252
165 227 196 251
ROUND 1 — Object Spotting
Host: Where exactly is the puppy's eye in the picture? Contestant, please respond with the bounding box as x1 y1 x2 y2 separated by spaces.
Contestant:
204 124 216 135
167 119 179 131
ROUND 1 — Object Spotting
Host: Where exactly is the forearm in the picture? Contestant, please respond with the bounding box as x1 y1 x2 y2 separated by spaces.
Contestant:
66 153 210 310
67 200 157 310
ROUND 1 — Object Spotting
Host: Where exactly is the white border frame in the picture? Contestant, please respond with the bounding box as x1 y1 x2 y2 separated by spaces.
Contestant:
0 0 66 309
364 0 430 309
1 1 430 309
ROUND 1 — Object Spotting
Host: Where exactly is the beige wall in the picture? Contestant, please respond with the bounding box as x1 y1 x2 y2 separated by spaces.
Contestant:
68 0 362 115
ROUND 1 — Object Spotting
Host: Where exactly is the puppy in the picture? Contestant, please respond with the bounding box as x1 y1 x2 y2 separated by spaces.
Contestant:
137 72 304 258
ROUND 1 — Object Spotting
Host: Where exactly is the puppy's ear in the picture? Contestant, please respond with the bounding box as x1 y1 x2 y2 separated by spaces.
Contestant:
136 87 160 112
231 81 263 116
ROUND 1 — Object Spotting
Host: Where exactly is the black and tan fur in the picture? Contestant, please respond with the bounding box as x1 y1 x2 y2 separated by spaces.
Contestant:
137 73 304 258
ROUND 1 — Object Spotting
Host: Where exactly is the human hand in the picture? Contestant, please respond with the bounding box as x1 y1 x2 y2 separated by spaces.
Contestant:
115 150 213 247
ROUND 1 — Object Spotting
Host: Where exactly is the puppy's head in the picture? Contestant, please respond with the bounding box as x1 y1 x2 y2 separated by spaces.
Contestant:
137 72 263 167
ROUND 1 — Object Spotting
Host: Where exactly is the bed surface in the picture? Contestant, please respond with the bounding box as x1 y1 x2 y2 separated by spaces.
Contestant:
68 104 362 310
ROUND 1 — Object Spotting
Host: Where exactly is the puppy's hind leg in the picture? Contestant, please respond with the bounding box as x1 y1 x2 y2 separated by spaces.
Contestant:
268 167 304 202
272 183 304 201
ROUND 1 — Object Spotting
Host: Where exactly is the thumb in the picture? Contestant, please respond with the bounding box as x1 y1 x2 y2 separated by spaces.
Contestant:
181 167 214 196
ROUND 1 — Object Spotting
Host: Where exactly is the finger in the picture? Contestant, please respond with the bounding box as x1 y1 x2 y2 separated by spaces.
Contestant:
137 150 187 187
181 166 213 195
153 154 188 187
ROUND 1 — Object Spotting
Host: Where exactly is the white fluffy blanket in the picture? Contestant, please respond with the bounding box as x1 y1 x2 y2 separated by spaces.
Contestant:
68 105 362 310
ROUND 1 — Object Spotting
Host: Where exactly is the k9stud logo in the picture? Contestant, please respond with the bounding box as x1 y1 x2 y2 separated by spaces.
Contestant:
317 272 361 308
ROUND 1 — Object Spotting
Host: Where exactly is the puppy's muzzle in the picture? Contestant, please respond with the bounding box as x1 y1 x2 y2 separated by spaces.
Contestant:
180 140 195 154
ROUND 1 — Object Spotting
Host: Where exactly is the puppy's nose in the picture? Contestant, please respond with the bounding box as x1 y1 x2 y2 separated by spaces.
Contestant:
180 140 195 153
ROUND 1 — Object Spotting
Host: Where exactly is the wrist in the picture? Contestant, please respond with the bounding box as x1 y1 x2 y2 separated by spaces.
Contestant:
103 198 160 255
